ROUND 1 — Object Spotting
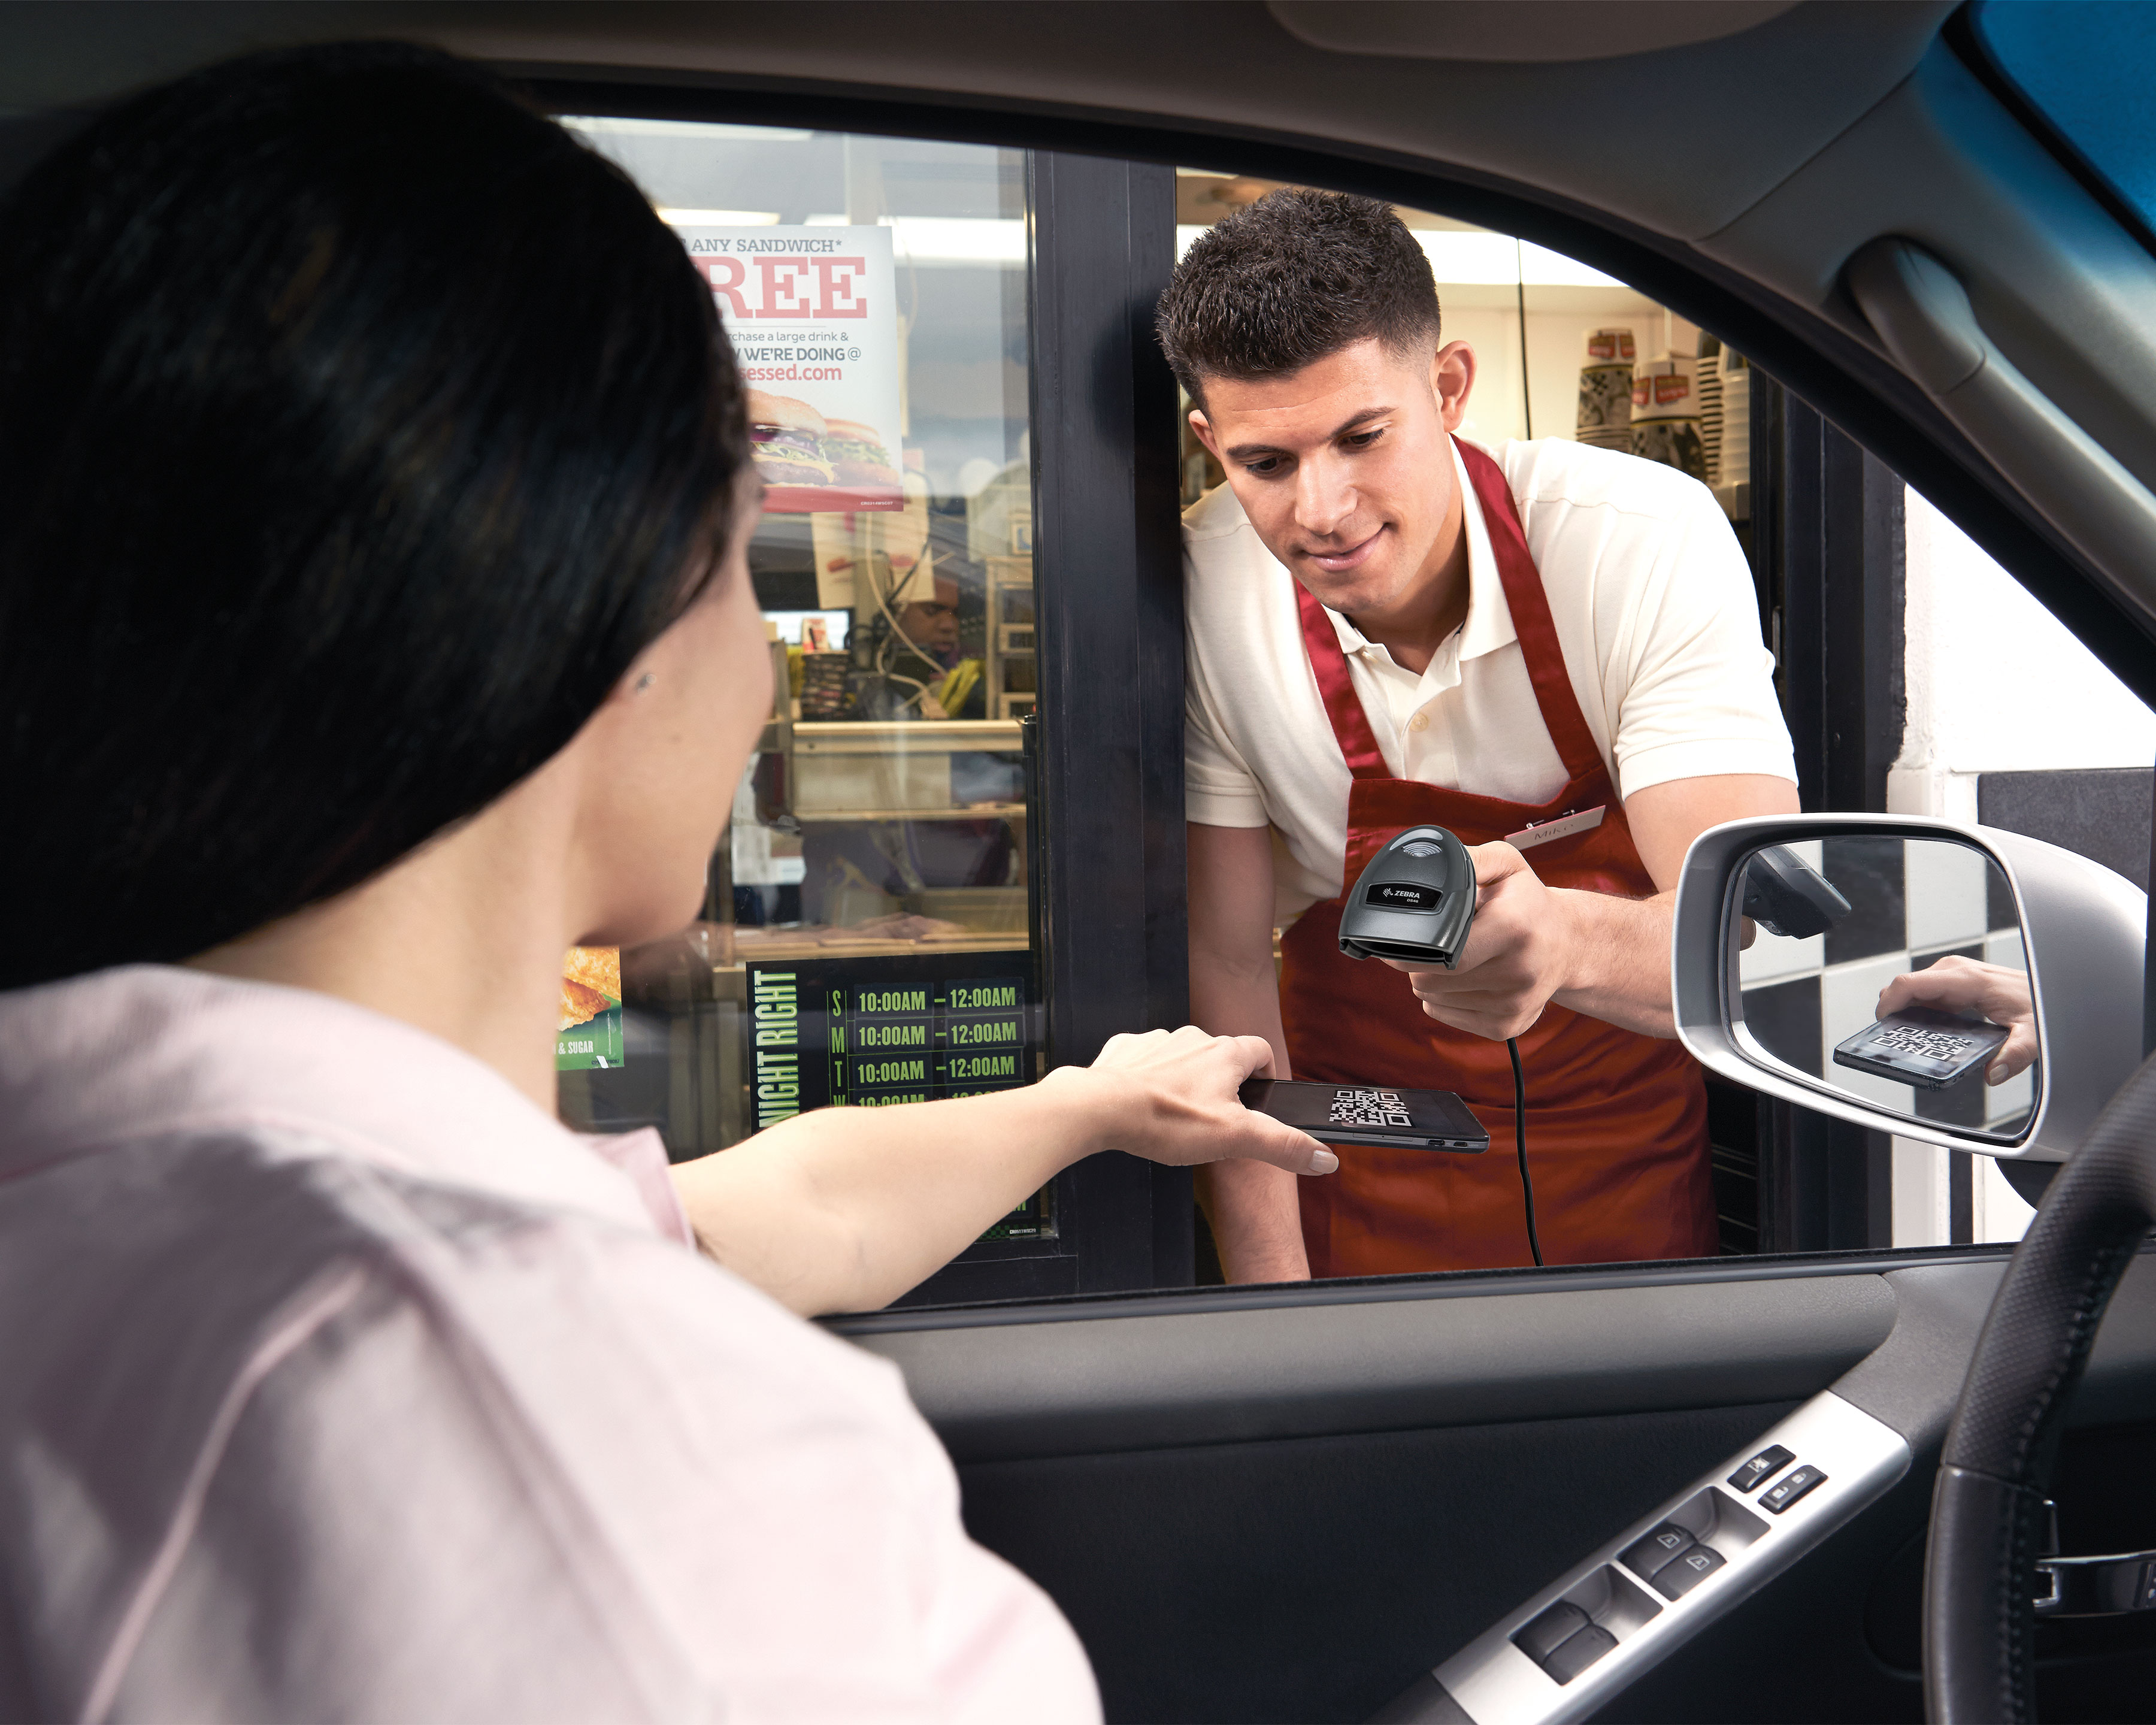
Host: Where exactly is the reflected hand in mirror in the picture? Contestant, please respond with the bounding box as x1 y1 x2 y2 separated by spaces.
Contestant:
1876 956 2036 1086
1733 836 2039 1140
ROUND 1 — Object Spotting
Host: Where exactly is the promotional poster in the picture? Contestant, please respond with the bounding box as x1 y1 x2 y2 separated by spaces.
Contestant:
676 224 906 514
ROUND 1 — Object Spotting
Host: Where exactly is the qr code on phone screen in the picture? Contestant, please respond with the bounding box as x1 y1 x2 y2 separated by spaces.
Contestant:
1330 1088 1414 1128
1874 1025 1975 1061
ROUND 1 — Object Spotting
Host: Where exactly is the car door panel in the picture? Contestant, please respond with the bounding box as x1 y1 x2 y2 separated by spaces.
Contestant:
844 1268 1895 1463
1604 1414 2156 1725
841 1250 2156 1723
964 1400 1795 1724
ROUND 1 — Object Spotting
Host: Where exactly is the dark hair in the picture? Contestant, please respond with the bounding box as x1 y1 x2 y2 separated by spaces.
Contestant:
0 43 749 988
1156 188 1442 403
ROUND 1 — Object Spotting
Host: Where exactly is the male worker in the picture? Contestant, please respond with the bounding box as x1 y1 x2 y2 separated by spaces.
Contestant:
1164 189 1797 1282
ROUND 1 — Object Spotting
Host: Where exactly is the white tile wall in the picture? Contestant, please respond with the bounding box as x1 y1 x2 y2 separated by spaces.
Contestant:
1906 840 1991 954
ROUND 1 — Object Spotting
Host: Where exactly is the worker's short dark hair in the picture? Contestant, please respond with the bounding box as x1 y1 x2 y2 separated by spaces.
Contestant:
1155 187 1442 406
0 41 749 988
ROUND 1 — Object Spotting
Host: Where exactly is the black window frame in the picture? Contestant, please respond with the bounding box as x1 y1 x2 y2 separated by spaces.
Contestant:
527 71 2156 1314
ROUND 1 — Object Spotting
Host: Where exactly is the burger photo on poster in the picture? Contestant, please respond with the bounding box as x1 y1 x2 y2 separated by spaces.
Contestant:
821 418 898 488
747 391 835 488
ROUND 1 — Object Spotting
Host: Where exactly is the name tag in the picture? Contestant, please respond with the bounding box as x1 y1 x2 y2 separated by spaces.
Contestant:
1505 804 1606 851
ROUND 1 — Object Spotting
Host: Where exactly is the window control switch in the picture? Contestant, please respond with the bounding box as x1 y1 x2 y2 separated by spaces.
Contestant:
1651 1543 1726 1599
1514 1602 1591 1665
1619 1521 1694 1580
1760 1464 1827 1514
1728 1444 1794 1493
1540 1624 1618 1684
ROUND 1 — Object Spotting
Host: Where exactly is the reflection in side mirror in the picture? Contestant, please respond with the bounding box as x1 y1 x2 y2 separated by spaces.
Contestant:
1733 837 2035 1145
1674 815 2145 1164
1741 845 1851 940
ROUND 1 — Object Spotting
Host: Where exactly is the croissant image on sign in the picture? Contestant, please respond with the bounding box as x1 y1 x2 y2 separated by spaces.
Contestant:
676 225 906 514
559 945 619 1032
556 946 625 1071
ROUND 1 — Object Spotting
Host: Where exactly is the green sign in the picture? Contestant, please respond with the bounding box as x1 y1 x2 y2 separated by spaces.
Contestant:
556 1005 625 1070
744 952 1049 1238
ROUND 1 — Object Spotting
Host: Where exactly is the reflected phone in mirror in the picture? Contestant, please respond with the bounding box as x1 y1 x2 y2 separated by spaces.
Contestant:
1832 1006 2010 1091
1238 1078 1490 1151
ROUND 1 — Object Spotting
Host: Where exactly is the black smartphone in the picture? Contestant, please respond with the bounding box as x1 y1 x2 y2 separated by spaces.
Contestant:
1831 1006 2011 1091
1238 1078 1490 1151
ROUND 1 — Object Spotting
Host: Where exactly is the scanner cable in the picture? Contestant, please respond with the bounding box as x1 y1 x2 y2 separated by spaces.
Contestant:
1507 1036 1542 1267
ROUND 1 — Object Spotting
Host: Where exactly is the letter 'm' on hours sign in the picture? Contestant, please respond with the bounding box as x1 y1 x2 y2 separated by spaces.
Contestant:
673 223 904 515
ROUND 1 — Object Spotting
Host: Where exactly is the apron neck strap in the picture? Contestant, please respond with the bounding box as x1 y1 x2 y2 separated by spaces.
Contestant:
1455 437 1604 781
1292 437 1606 785
1295 582 1391 779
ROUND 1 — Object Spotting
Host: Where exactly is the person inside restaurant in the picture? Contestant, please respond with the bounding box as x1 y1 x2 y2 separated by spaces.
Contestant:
1166 188 1801 1282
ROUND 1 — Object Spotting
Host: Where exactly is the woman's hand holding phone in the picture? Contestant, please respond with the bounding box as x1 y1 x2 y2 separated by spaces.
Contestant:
679 1023 1332 1315
1062 1026 1338 1176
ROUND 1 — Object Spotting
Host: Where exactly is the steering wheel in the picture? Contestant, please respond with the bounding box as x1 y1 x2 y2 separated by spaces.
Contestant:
1925 1056 2156 1721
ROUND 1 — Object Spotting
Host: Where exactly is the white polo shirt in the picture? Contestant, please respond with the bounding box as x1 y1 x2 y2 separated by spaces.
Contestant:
1185 435 1795 918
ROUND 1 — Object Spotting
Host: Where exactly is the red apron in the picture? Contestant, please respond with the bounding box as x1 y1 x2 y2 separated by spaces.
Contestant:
1281 437 1717 1276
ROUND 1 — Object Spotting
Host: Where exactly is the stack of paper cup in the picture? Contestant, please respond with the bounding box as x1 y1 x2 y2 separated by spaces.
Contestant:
1717 347 1752 486
1698 338 1725 484
1697 338 1754 487
1630 352 1706 481
1576 327 1636 450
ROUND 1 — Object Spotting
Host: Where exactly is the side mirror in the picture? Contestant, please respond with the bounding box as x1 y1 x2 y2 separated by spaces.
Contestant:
1673 816 2146 1161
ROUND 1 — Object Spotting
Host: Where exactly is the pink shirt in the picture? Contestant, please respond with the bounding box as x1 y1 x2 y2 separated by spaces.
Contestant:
0 966 1098 1724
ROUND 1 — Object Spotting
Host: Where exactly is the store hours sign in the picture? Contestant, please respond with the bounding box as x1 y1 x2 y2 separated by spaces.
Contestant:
746 952 1037 1131
676 225 906 514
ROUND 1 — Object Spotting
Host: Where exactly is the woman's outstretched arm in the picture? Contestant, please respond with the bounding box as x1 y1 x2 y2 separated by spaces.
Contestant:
670 1027 1334 1315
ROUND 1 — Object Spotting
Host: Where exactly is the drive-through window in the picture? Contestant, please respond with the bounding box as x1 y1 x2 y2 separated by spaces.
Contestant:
547 111 2145 1303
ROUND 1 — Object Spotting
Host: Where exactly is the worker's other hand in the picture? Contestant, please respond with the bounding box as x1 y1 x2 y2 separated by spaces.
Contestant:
1877 957 2037 1084
1059 1025 1337 1175
1381 840 1564 1040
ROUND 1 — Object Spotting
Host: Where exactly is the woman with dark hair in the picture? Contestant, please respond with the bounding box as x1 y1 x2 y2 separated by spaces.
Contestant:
0 45 1333 1722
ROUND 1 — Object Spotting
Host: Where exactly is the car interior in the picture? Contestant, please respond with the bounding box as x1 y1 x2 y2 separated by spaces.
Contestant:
9 2 2156 1720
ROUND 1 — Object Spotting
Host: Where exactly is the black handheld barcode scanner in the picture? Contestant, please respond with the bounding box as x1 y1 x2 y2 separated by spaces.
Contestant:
1337 825 1477 966
1337 824 1543 1266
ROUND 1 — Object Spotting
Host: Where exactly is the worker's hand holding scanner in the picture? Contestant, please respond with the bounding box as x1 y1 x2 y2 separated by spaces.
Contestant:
1381 836 1704 1043
1388 819 1742 1043
1379 840 1567 1041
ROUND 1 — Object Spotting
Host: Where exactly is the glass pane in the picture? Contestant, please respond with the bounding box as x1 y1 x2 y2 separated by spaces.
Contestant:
1975 0 2156 236
1175 172 1763 1276
555 119 1043 1236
